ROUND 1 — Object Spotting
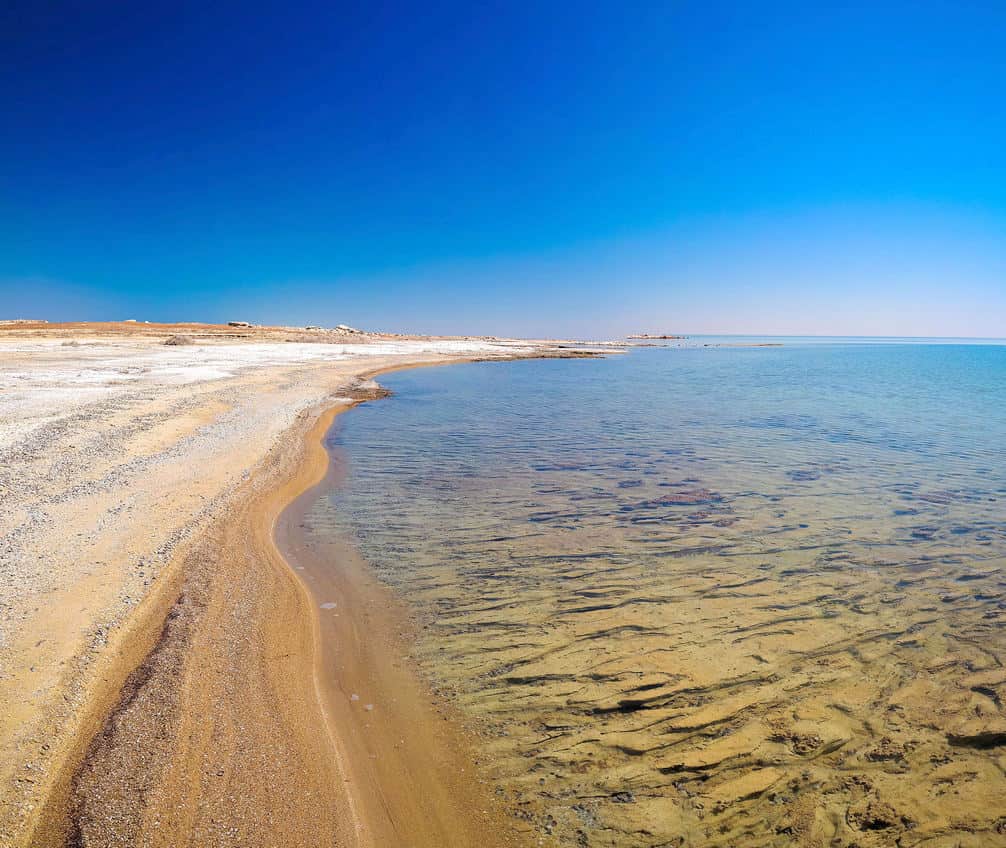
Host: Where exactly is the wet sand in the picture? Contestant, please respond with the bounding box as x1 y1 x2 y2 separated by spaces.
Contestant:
275 399 532 847
0 322 588 847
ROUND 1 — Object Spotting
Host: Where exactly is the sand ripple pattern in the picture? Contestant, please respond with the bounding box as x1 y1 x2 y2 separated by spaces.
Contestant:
309 347 1006 847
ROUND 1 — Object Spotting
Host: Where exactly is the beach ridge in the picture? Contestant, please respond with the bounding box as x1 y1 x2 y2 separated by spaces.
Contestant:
0 324 591 847
30 386 371 846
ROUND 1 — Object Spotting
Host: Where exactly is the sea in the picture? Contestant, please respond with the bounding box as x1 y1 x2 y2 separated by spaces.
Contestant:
302 338 1006 847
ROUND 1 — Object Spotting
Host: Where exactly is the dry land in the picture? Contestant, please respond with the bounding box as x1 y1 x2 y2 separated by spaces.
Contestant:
0 321 588 847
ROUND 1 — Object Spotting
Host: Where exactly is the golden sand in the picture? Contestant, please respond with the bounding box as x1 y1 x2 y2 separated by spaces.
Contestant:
1 322 584 847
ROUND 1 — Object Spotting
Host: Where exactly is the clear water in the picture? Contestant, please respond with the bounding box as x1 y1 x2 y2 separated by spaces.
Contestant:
305 343 1006 847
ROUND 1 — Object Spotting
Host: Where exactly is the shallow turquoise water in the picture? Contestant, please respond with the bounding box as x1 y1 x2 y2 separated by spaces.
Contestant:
306 342 1006 847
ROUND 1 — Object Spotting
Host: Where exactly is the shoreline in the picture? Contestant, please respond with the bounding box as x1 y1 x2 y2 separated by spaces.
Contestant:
275 373 533 846
11 344 568 847
33 390 358 846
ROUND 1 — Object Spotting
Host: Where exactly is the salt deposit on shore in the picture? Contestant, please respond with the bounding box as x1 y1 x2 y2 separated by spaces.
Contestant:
0 323 572 846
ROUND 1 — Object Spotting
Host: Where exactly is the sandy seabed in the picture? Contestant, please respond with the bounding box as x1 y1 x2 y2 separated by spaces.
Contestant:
303 353 1006 848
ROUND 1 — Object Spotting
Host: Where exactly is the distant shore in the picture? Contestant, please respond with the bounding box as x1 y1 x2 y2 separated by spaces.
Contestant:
0 321 593 847
627 333 687 339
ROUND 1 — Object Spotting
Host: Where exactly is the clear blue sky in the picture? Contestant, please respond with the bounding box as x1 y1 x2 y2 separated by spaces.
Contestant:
2 1 1004 337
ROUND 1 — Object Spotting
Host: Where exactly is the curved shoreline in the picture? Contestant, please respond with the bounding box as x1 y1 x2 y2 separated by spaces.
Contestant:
33 394 357 846
27 357 542 847
275 367 534 848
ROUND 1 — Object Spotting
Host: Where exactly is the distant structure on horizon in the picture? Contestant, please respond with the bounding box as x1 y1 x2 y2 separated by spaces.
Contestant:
628 333 687 339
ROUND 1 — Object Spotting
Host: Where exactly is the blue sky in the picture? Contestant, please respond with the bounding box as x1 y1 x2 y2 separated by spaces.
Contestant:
2 1 1004 337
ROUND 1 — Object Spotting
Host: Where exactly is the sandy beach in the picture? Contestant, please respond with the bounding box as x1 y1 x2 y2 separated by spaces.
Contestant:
0 321 587 847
